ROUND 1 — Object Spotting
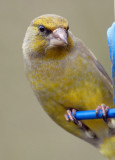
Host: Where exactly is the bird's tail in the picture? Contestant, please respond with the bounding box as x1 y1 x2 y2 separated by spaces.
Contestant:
99 136 115 160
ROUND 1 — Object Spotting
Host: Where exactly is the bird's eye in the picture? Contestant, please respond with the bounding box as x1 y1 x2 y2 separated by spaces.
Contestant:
39 25 46 32
38 25 52 35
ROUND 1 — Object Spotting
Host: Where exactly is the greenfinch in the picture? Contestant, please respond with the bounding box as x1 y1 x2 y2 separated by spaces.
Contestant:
22 14 115 159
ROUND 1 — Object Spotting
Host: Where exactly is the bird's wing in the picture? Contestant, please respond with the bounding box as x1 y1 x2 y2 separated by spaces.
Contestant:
76 37 112 84
94 60 112 84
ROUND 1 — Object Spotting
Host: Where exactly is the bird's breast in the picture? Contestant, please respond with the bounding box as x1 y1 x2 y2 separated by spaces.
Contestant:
26 53 113 110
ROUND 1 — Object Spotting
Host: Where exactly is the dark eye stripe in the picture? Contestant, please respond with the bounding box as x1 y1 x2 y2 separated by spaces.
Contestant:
67 26 69 30
46 29 52 35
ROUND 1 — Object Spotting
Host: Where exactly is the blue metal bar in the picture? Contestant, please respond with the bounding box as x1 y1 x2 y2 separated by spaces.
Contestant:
72 109 115 120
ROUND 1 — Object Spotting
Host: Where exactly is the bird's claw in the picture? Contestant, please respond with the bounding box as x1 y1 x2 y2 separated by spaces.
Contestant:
65 109 82 127
96 104 109 122
96 104 115 136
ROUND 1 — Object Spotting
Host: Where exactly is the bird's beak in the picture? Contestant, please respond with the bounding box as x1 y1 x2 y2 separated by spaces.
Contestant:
49 28 68 47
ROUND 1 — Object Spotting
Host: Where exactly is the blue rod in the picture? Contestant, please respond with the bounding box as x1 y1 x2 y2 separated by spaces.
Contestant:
107 22 115 103
72 109 115 120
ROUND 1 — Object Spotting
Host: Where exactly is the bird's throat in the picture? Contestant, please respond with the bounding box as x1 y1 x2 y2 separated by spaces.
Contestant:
45 47 68 60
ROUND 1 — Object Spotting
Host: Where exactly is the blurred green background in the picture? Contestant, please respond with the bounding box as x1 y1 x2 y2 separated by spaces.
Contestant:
0 0 114 159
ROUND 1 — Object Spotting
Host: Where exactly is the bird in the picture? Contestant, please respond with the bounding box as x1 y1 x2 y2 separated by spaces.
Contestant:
22 14 115 159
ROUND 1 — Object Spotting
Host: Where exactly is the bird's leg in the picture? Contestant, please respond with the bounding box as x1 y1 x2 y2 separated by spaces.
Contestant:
65 109 97 139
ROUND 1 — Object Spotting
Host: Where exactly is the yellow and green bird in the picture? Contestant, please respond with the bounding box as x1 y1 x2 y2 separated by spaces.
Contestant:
22 14 115 159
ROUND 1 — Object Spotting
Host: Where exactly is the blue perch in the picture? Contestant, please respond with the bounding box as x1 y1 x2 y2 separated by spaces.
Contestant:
107 22 115 103
73 109 115 120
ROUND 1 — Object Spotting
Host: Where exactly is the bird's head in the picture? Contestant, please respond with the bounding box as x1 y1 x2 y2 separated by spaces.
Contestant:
23 14 74 60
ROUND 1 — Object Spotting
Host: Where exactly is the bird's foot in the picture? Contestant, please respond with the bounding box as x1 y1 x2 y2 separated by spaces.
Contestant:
65 109 97 139
96 104 109 123
96 104 115 129
65 109 83 127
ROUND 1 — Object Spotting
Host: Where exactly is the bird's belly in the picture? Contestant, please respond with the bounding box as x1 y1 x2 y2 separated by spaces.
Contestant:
37 82 110 141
